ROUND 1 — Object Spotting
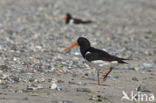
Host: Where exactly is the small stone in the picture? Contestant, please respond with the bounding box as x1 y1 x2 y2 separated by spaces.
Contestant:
132 77 139 81
10 75 20 82
61 100 74 103
2 85 8 89
88 96 95 100
114 75 119 79
52 100 74 103
29 78 35 82
56 86 62 91
76 88 91 93
97 95 101 98
128 67 135 71
26 84 43 91
40 78 45 82
0 65 10 71
102 84 110 86
26 86 36 91
143 63 153 68
37 85 43 89
137 85 151 92
50 82 57 89
72 73 77 77
0 79 6 84
23 97 29 101
84 73 89 76
57 80 64 83
48 78 52 82
74 52 80 55
134 67 140 71
68 81 76 85
147 69 152 72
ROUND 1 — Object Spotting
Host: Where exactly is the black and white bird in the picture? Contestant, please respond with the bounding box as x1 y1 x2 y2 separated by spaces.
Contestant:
65 37 129 85
63 13 92 24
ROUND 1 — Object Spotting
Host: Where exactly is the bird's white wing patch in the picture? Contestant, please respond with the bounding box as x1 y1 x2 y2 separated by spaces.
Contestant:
85 51 91 55
84 51 91 59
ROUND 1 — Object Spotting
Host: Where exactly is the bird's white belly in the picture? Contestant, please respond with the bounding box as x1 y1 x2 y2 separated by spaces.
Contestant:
87 60 119 69
69 19 74 24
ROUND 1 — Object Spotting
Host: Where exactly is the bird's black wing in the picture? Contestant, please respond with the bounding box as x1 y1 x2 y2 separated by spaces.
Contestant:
85 47 128 63
74 18 92 24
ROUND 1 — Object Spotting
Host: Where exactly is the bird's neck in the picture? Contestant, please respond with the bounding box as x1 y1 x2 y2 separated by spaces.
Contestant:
80 47 90 58
66 17 72 24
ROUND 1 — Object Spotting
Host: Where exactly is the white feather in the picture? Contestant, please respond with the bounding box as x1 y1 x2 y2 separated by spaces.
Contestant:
85 51 91 55
84 51 91 59
89 60 119 69
69 19 74 24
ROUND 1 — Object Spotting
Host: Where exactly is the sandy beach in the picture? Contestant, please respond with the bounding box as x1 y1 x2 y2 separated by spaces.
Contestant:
0 0 156 103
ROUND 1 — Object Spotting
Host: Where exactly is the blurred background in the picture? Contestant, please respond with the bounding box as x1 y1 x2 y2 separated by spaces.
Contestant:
0 0 155 103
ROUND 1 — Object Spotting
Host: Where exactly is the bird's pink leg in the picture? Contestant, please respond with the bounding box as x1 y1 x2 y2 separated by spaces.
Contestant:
103 67 113 81
97 71 101 85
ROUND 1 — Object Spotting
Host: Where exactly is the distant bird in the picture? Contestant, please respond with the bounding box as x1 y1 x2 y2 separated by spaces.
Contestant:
63 13 92 24
65 37 129 85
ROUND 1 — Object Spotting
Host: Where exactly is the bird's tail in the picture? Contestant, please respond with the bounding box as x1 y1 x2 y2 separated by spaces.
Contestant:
118 60 128 64
118 57 130 64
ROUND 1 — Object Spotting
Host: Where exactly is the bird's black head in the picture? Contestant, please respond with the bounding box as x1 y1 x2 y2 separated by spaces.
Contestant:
64 13 72 24
65 37 91 58
66 13 72 18
77 37 91 50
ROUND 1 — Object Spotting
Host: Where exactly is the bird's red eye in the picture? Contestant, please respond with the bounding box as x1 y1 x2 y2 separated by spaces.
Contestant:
79 38 83 42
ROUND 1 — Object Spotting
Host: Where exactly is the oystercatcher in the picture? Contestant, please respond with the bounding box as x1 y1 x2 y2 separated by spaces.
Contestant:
65 37 129 85
63 13 92 24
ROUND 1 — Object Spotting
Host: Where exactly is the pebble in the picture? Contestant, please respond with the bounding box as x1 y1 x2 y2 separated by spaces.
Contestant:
147 69 152 72
50 82 62 91
48 78 52 82
142 63 153 68
68 81 76 85
1 85 9 89
29 78 35 82
137 85 151 92
9 75 20 83
57 80 64 83
76 88 91 93
132 77 139 81
114 75 119 79
37 85 44 89
23 97 29 101
52 100 74 103
56 86 62 91
134 67 140 71
128 67 136 71
26 85 37 91
26 84 43 91
61 100 74 103
50 82 58 89
0 65 10 72
74 52 80 56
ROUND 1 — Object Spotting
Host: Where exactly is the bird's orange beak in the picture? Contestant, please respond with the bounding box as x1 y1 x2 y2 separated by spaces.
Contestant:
63 15 67 20
64 42 78 51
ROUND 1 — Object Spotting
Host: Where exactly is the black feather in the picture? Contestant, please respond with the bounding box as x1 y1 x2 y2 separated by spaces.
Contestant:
85 47 128 64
